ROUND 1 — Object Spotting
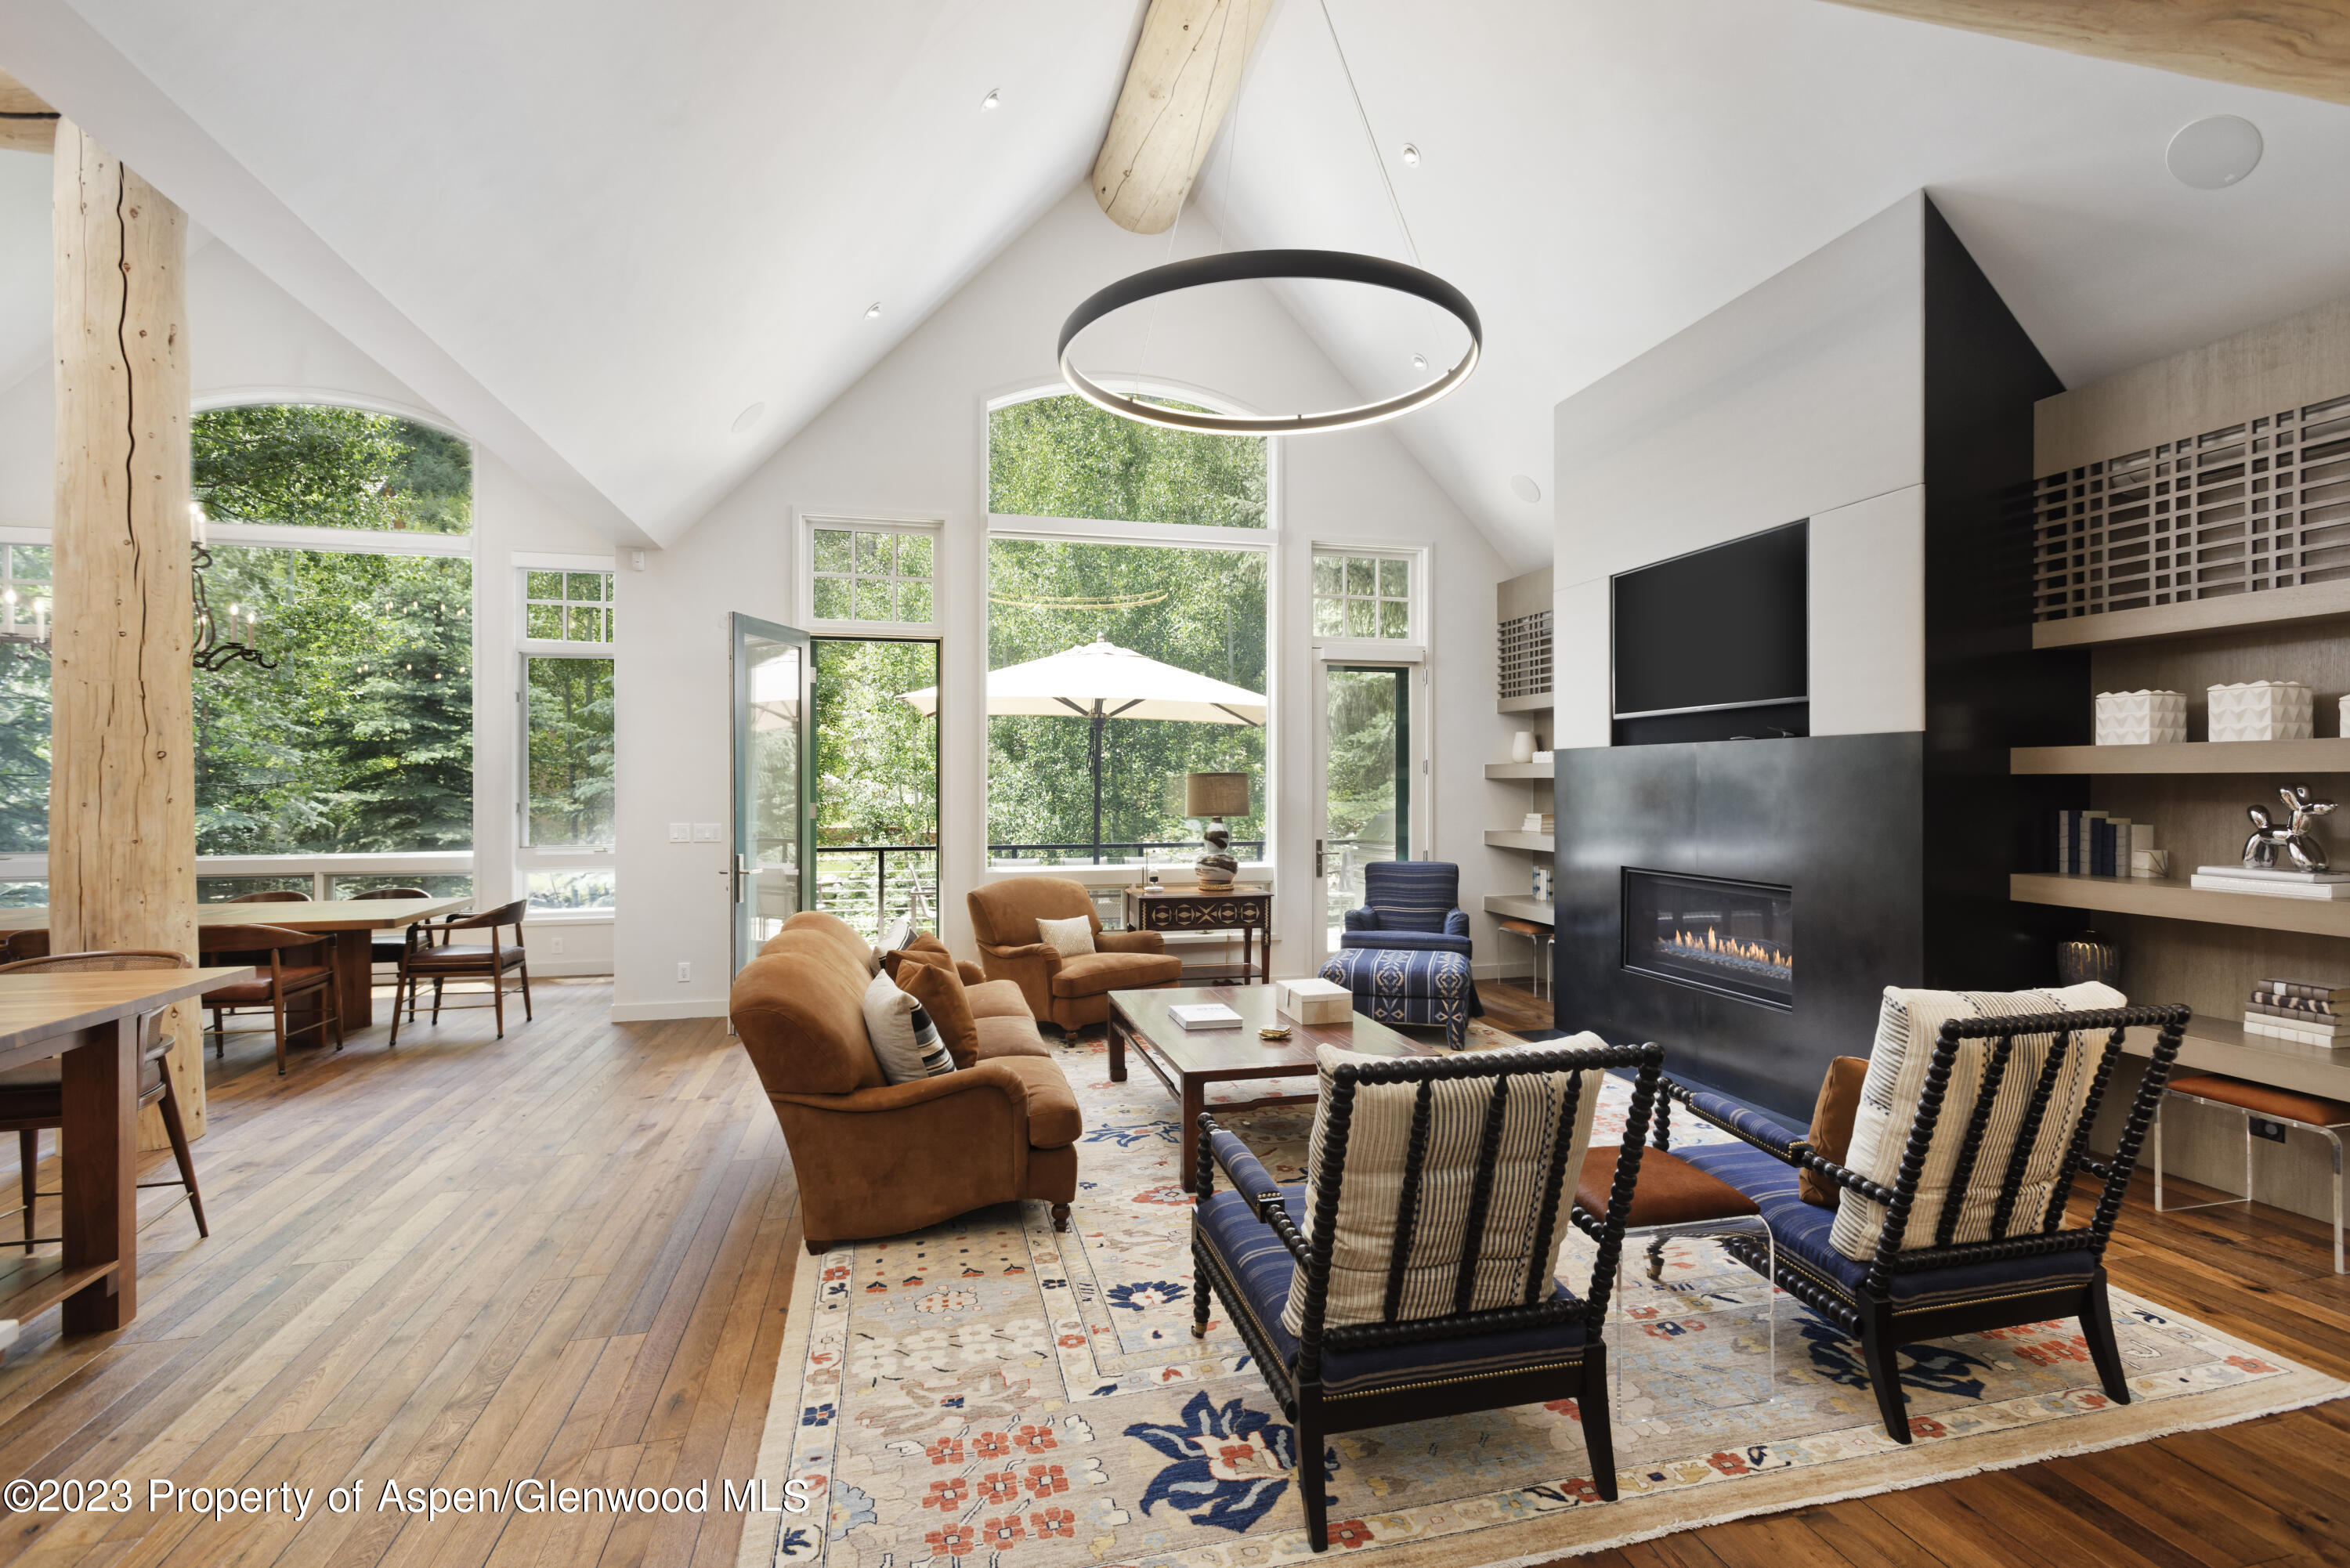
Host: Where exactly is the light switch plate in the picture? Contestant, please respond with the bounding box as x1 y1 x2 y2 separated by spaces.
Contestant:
668 822 690 843
676 961 692 983
693 822 722 842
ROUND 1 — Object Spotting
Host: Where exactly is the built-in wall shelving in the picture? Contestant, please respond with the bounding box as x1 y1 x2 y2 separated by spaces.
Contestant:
2118 1018 2350 1103
2010 739 2350 775
1485 760 1554 781
1498 692 1553 716
2011 871 2350 940
2032 579 2350 650
1484 829 1555 852
1484 894 1555 926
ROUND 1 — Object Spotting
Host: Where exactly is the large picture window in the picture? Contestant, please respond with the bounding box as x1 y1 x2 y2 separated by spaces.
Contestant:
518 565 616 909
988 393 1267 529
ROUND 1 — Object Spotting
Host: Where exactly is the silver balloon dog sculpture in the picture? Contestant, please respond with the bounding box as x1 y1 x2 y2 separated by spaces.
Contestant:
2243 784 2336 872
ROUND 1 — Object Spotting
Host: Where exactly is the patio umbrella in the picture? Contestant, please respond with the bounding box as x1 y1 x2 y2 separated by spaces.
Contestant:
901 636 1265 862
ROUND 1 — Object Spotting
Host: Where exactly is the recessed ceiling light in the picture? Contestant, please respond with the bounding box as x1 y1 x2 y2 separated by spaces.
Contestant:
1410 353 1428 372
981 88 1000 110
1400 144 1421 166
865 302 883 320
1509 475 1542 504
731 402 765 434
2167 114 2263 189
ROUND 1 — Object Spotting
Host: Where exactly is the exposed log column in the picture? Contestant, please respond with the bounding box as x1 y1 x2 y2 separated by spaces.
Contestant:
50 119 203 1136
0 67 59 153
1092 0 1273 235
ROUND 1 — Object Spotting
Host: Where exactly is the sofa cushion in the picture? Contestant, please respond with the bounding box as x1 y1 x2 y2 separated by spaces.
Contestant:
1048 950 1184 998
862 970 953 1084
966 978 1033 1021
881 933 953 981
1799 1056 1870 1208
992 1054 1082 1148
1676 1137 2097 1310
973 1014 1053 1061
1198 1183 1587 1396
899 962 981 1070
730 914 886 1097
1831 982 2124 1260
1574 1144 1756 1229
1282 1039 1605 1337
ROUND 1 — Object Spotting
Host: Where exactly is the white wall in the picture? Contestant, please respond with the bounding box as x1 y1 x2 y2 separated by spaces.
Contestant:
1553 193 1931 748
0 239 618 974
613 182 1521 1020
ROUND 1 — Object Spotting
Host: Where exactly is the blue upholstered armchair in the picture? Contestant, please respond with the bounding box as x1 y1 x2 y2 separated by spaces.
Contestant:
1340 861 1471 958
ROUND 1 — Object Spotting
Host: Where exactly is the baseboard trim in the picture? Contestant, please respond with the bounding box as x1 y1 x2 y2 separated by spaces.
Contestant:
528 960 615 979
610 999 728 1023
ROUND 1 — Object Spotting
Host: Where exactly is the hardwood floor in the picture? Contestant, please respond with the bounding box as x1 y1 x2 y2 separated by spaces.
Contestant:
0 977 2341 1567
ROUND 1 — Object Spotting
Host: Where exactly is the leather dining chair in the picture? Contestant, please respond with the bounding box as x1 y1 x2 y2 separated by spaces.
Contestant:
226 890 312 903
391 898 533 1043
197 923 344 1075
349 887 455 1017
0 949 208 1251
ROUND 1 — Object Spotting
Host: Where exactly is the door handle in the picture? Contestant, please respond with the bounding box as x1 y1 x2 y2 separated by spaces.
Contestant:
732 853 747 905
1315 839 1326 879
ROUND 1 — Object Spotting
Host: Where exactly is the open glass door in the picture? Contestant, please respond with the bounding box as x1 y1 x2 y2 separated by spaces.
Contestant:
1314 663 1412 958
732 614 813 977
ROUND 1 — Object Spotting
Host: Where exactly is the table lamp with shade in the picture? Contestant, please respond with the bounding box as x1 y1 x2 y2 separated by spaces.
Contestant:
1184 771 1249 887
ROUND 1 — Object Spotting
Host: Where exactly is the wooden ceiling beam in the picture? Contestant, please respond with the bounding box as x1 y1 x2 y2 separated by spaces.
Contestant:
2 66 60 152
1821 2 2350 107
1092 0 1274 235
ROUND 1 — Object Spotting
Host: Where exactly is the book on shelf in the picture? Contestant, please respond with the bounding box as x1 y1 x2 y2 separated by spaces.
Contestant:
1167 1003 1244 1031
2190 872 2350 899
2244 1014 2348 1046
2195 864 2350 883
2247 996 2339 1023
2053 811 2156 876
2256 978 2350 1004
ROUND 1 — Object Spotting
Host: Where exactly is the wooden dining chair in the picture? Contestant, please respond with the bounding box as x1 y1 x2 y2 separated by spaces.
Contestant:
349 887 440 992
197 923 343 1075
226 890 312 903
392 898 532 1044
1 928 49 964
0 950 208 1252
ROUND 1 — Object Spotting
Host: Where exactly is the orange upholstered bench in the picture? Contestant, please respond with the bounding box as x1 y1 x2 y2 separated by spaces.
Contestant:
2157 1071 2348 1274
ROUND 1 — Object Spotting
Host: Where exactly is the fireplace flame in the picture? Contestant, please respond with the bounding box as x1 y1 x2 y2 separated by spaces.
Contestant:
1668 927 1793 974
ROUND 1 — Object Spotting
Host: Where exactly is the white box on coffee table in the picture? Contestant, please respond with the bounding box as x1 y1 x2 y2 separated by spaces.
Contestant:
1274 977 1351 1024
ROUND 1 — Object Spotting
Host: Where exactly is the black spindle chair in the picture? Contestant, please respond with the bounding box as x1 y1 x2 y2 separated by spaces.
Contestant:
1191 1040 1663 1552
1665 1003 2188 1444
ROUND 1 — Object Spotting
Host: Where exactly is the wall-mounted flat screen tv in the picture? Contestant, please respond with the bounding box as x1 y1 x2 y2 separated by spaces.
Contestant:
1612 520 1808 721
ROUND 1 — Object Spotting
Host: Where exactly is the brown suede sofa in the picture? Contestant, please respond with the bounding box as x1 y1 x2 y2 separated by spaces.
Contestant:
967 877 1184 1033
729 910 1080 1253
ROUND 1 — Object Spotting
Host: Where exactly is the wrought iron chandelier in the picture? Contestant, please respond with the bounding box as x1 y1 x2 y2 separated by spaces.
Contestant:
189 504 276 673
1059 0 1479 436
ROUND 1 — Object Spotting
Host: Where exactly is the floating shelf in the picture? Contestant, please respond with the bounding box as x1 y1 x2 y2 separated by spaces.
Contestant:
1485 761 1554 780
1484 894 1555 926
1498 692 1554 715
2032 579 2350 650
2009 871 2350 940
1484 830 1555 852
2010 739 2350 775
2119 1018 2350 1103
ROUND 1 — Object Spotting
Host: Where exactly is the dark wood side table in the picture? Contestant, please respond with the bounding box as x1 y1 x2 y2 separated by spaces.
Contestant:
1122 883 1273 985
1107 985 1437 1187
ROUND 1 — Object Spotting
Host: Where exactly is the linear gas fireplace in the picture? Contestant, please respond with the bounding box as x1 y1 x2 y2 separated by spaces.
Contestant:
1622 869 1794 1010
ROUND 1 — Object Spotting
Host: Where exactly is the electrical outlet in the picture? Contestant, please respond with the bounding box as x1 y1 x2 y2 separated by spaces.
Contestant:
2251 1116 2288 1143
693 822 722 843
549 935 565 956
669 822 691 843
676 961 692 984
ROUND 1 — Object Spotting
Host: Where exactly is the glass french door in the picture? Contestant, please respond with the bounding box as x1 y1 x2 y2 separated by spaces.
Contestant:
732 614 813 977
1314 663 1412 957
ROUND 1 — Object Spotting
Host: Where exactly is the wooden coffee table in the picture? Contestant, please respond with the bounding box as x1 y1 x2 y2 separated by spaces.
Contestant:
1107 985 1440 1187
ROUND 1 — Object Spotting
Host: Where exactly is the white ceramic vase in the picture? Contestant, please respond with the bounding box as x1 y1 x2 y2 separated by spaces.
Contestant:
1510 731 1535 764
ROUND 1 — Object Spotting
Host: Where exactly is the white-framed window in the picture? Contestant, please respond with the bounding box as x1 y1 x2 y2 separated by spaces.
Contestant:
982 387 1276 875
1313 547 1419 641
804 515 941 633
516 561 616 912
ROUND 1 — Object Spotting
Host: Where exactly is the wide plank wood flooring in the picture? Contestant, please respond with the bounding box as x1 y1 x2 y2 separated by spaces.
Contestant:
0 978 2341 1567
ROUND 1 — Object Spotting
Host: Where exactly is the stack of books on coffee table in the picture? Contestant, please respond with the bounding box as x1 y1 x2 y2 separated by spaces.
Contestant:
2244 979 2350 1046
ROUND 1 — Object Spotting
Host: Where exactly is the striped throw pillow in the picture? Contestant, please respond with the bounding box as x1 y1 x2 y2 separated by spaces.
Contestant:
862 969 955 1084
1280 1038 1607 1336
1828 981 2124 1261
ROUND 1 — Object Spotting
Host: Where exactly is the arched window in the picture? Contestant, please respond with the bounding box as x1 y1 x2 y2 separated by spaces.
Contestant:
984 391 1272 870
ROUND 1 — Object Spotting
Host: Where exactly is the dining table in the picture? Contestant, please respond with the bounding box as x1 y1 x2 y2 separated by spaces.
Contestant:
0 966 252 1341
0 898 472 1030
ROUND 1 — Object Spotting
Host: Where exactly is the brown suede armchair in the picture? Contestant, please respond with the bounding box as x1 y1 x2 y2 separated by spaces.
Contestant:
967 877 1184 1034
730 911 1081 1254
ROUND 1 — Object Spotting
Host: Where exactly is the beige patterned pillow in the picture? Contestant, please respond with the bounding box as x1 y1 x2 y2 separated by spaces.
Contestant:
1280 1037 1607 1335
1828 981 2124 1261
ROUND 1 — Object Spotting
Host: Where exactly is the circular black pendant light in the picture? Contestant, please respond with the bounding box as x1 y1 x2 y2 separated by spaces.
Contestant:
1058 248 1481 435
1060 0 1478 437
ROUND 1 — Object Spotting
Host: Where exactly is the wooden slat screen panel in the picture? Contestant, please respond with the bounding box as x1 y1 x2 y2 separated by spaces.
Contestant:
1498 609 1552 699
2034 392 2350 622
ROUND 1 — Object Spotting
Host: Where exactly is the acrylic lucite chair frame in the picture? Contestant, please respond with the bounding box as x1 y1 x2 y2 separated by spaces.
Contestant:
1672 1003 2189 1445
2153 1078 2346 1274
1190 1041 1663 1552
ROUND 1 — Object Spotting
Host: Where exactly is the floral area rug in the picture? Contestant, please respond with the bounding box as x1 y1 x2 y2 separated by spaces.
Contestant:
740 1025 2346 1568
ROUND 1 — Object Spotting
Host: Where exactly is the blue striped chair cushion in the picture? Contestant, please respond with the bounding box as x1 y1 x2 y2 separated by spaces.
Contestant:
1688 1091 1807 1158
1195 1184 1587 1396
1360 862 1461 934
1318 947 1484 1043
1336 927 1471 956
1674 1140 2097 1310
1208 1128 1280 1205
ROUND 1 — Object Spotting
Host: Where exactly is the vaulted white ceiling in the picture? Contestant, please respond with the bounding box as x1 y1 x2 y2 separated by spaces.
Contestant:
5 0 2350 566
